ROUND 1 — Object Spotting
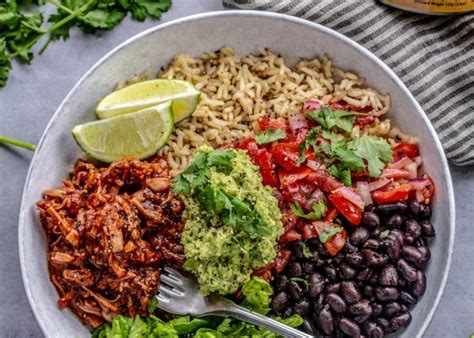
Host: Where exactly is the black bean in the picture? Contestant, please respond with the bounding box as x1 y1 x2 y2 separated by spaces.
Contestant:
419 204 432 219
288 261 303 277
343 241 359 254
318 307 334 335
417 245 431 262
420 220 436 237
302 318 317 335
292 242 305 259
308 272 325 298
405 220 422 239
325 282 341 294
387 214 403 228
351 227 370 246
390 312 412 330
401 245 424 265
409 200 422 215
349 299 373 317
327 292 347 313
347 252 365 266
376 202 407 215
375 287 399 302
363 321 384 338
339 318 361 337
399 291 417 306
363 239 381 250
363 249 389 266
363 285 374 297
324 266 338 282
288 281 303 301
415 236 427 247
404 235 415 244
312 294 325 314
318 243 331 257
397 259 418 282
362 212 380 228
340 281 362 304
383 302 402 317
389 229 405 244
356 268 373 281
375 317 394 334
312 252 326 268
398 277 407 288
372 303 383 317
271 292 288 312
354 313 371 324
370 227 381 238
294 298 311 316
384 238 401 260
411 270 426 297
273 275 289 292
333 253 345 265
302 262 315 275
339 264 357 280
378 265 399 286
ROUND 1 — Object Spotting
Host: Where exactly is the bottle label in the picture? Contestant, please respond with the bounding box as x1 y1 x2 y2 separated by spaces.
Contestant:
383 0 474 13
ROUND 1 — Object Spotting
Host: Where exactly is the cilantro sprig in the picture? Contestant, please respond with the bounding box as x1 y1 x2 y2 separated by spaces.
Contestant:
0 0 172 88
172 149 272 243
306 107 363 133
256 128 286 144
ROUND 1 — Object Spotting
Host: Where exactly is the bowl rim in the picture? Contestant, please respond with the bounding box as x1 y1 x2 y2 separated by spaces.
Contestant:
18 9 456 337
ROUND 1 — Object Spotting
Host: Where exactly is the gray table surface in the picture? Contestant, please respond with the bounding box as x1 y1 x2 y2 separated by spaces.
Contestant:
0 0 472 337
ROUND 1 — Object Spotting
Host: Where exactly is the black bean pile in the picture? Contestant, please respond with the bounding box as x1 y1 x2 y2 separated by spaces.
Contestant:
270 200 435 337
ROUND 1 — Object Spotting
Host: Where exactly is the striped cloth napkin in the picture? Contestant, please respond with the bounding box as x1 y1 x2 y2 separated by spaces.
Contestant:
223 0 474 165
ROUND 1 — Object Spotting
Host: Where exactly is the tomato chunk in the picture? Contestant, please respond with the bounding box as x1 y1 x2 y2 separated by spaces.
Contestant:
274 248 291 273
258 117 288 132
254 149 278 187
303 221 347 256
355 115 375 126
305 170 343 193
372 184 412 204
279 165 312 188
328 190 363 225
271 142 300 171
393 143 419 159
279 230 302 243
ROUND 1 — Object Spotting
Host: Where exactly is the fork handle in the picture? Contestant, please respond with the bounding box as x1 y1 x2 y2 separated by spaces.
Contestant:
215 303 314 338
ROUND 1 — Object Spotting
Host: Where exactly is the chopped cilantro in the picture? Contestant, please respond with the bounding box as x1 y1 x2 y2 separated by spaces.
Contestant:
296 127 320 167
290 200 327 220
148 297 158 313
306 107 363 133
289 277 308 290
319 226 344 243
256 128 286 144
349 135 393 177
340 169 352 187
299 242 313 259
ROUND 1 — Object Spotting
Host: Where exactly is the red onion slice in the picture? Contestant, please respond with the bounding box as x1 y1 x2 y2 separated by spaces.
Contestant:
356 181 373 206
303 100 324 112
368 178 391 191
307 160 321 171
388 156 412 169
409 178 430 190
288 112 308 133
339 186 365 210
405 161 418 179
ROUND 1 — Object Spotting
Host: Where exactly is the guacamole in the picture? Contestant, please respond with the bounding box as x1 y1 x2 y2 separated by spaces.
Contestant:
173 147 283 295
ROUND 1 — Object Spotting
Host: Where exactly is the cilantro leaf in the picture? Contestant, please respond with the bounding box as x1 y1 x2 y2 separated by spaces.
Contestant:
82 9 125 29
349 136 393 177
296 127 320 167
256 128 286 144
307 107 363 133
0 38 12 87
319 226 343 243
289 277 308 290
290 200 327 220
340 168 352 187
299 242 312 259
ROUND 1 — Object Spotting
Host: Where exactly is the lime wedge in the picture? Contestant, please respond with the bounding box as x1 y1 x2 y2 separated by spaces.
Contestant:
73 102 173 162
96 79 200 122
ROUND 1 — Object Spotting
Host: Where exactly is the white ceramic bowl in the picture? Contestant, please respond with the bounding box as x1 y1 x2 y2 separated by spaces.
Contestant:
18 10 455 338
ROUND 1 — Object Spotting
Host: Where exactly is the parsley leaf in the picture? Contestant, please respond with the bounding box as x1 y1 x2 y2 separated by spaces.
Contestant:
299 242 313 259
290 200 327 220
319 226 343 243
256 128 286 144
307 107 362 133
349 136 393 177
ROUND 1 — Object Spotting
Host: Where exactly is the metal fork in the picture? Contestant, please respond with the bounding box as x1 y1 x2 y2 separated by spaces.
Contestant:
157 267 314 338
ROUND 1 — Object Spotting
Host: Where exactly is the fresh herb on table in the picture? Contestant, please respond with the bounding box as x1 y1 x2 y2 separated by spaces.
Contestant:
290 199 327 220
319 226 343 243
256 128 287 144
0 0 172 151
